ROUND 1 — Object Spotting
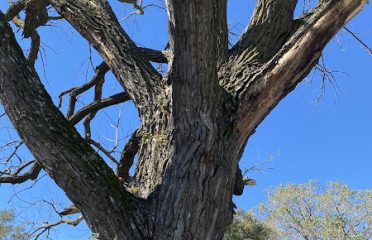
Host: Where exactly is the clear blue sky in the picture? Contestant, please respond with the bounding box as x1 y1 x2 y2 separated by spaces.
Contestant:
0 1 371 239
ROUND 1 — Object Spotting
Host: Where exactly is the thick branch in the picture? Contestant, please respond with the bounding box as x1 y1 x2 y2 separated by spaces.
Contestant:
230 0 369 143
231 0 298 62
0 13 146 240
50 0 163 115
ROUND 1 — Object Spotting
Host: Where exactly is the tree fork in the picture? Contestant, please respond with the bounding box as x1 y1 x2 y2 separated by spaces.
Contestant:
0 0 369 239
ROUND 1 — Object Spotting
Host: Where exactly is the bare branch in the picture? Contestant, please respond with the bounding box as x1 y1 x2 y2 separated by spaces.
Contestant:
29 215 83 240
68 92 130 125
0 161 42 184
87 138 119 165
117 128 142 182
58 61 109 116
0 141 23 165
344 27 372 55
58 46 168 116
50 0 163 115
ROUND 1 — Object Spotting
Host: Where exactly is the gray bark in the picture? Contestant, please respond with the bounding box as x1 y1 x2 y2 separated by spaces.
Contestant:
0 0 368 239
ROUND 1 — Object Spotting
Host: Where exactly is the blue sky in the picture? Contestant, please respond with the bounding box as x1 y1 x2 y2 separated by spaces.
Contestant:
0 1 371 239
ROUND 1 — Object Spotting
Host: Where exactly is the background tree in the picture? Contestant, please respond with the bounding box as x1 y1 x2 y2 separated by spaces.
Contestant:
0 210 26 240
0 0 370 239
225 181 372 240
223 209 278 240
259 181 372 240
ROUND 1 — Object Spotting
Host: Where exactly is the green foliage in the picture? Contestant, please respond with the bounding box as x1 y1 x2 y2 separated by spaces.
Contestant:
224 210 278 240
0 210 26 240
226 181 371 240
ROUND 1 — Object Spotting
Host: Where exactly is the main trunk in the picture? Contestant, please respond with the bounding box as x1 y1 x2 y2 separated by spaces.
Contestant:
132 89 241 240
132 118 241 239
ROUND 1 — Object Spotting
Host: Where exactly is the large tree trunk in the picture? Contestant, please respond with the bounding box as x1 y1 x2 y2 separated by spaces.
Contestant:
0 0 368 239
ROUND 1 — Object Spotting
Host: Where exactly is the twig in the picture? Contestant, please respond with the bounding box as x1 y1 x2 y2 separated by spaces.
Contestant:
69 92 130 125
344 27 372 55
29 216 83 240
87 139 119 165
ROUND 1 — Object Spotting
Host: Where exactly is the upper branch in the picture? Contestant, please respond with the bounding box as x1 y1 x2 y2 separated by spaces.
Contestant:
231 0 298 62
167 0 229 127
227 0 368 143
0 13 146 239
50 0 163 115
4 0 26 22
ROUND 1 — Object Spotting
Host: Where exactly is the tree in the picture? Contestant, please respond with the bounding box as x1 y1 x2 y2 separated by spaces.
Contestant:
259 181 372 240
0 0 369 239
225 182 372 240
0 209 26 240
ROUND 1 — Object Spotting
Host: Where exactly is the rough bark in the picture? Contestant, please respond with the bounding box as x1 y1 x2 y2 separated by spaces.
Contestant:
0 0 368 239
0 13 148 240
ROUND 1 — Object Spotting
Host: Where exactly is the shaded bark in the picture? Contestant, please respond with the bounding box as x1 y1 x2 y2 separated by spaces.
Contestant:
0 0 369 239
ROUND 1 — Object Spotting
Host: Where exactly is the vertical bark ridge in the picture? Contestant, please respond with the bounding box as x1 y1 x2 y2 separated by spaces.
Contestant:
134 0 230 199
146 1 239 239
